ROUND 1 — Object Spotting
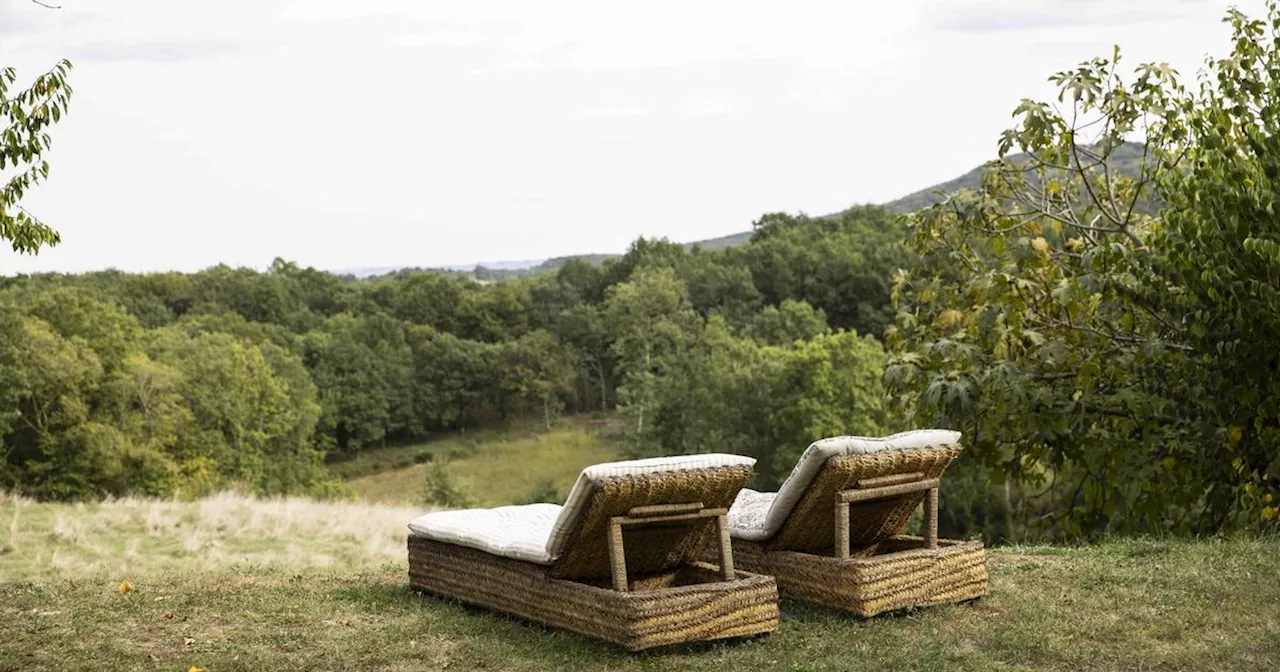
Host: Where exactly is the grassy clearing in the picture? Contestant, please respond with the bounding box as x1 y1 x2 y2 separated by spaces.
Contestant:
2 526 1278 671
343 417 624 507
0 491 427 583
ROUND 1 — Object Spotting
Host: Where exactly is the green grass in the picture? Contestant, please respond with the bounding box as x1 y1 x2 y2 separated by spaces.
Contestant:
341 417 624 507
2 520 1278 670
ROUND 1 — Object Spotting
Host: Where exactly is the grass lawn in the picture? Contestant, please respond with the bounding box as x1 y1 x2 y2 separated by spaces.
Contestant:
341 416 624 507
3 537 1279 671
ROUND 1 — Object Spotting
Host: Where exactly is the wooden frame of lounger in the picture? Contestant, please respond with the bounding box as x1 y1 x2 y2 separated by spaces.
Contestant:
408 465 780 651
730 445 988 617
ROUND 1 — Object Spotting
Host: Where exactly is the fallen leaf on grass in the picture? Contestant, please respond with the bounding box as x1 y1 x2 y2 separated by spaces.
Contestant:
118 580 133 594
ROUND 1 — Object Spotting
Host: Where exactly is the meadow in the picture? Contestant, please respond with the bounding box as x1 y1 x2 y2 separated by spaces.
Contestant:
3 422 1279 671
337 416 625 506
2 490 1277 671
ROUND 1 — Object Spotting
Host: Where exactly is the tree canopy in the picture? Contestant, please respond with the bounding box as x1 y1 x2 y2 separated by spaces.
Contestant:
887 3 1280 536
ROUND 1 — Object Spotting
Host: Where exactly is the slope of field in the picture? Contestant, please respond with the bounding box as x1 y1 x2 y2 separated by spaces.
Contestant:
1 495 1276 672
338 416 626 507
0 491 424 582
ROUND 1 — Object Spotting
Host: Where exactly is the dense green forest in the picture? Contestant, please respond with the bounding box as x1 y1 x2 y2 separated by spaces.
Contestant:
5 2 1280 544
0 206 906 504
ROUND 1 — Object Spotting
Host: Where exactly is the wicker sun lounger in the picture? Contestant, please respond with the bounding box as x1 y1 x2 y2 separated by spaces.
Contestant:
723 430 988 617
406 454 780 651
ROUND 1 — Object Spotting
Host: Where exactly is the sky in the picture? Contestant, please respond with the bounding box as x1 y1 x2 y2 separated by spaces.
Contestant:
0 0 1268 274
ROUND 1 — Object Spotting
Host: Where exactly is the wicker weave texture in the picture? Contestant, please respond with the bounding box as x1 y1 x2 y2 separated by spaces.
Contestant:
409 536 779 651
770 445 964 552
551 464 752 580
733 536 988 617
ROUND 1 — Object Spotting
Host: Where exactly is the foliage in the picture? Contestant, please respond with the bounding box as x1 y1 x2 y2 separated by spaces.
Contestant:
420 460 476 509
887 3 1280 538
0 59 73 256
743 206 909 337
606 268 888 487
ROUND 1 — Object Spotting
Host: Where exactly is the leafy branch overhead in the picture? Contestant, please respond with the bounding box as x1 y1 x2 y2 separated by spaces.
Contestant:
887 2 1280 536
0 59 73 255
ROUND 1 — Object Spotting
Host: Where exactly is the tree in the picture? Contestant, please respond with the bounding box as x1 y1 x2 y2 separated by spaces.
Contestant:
743 207 908 337
148 327 327 495
301 313 413 456
501 330 575 429
887 3 1280 537
629 316 889 488
0 59 73 256
606 267 698 444
748 299 830 345
552 303 614 413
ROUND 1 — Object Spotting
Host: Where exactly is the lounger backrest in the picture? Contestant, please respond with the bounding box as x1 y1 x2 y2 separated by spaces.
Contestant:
764 430 963 552
545 454 755 580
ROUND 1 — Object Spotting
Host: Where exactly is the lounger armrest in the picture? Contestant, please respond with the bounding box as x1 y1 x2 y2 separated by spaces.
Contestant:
627 502 705 517
834 478 940 560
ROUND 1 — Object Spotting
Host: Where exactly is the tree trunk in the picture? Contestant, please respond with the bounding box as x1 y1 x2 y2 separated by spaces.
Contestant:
597 361 608 413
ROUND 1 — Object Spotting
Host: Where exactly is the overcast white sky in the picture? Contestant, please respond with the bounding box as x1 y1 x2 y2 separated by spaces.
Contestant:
0 0 1267 274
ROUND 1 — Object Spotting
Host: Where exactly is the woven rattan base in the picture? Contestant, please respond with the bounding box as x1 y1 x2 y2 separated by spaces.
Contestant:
730 536 987 617
408 536 779 651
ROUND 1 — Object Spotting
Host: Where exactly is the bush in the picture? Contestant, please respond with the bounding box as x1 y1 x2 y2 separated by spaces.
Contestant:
421 462 475 509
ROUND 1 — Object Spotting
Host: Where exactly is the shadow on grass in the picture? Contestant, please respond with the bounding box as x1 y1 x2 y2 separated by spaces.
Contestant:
775 595 988 627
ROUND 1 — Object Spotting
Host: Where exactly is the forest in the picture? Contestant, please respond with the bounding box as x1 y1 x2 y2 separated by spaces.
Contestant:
4 4 1280 545
0 206 905 503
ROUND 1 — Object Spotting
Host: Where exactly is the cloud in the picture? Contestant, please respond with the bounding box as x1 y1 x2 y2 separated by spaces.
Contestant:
0 2 94 38
929 0 1194 33
68 39 238 63
684 96 738 116
393 29 488 48
579 104 655 118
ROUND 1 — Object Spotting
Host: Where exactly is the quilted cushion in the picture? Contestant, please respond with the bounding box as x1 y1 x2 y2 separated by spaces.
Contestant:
408 453 756 565
408 503 560 563
728 430 961 541
727 489 775 539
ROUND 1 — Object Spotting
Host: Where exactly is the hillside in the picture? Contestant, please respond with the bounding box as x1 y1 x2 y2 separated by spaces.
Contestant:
2 492 1276 671
880 141 1148 213
335 416 625 506
396 142 1147 282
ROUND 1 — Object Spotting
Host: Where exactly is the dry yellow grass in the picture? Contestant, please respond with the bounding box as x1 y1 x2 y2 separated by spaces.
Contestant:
0 490 431 582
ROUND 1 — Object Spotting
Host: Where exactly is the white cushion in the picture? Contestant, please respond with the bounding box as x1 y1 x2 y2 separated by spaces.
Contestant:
407 453 756 565
727 489 775 539
408 503 561 563
545 453 755 561
729 430 961 541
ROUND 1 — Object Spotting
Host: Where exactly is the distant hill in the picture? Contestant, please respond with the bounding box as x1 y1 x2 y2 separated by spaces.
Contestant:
880 141 1147 214
686 231 754 251
347 142 1147 281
